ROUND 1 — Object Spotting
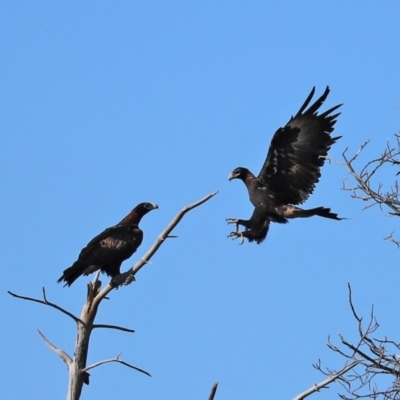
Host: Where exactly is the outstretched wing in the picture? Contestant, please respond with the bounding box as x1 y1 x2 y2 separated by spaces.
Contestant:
258 87 341 205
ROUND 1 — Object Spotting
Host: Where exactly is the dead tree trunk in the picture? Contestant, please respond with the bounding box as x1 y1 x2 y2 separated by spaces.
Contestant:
9 192 217 400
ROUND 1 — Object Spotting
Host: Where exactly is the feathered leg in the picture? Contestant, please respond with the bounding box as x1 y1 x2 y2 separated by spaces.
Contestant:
278 205 343 220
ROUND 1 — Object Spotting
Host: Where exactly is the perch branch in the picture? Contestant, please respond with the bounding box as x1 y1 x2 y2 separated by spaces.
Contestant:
91 191 218 307
131 190 219 276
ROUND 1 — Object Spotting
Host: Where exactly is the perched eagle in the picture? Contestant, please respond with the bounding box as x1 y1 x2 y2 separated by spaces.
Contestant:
227 87 343 244
58 202 158 286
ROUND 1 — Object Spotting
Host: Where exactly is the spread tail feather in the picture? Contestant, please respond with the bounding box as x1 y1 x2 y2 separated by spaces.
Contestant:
57 261 86 287
279 205 343 220
305 206 343 220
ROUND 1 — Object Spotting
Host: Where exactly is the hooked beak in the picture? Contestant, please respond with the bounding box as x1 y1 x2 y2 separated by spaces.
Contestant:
151 203 159 210
228 172 236 181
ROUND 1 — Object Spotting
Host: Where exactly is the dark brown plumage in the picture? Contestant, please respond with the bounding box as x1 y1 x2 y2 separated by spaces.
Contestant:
227 87 343 244
58 202 158 286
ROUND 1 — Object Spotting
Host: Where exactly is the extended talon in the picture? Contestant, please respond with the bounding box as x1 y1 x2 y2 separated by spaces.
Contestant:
226 218 239 231
228 231 245 245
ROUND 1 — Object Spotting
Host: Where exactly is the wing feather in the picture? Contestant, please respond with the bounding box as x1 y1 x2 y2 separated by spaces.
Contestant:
78 225 142 264
258 86 341 205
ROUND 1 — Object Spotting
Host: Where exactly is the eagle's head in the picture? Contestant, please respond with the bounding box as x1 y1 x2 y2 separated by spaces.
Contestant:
228 167 250 182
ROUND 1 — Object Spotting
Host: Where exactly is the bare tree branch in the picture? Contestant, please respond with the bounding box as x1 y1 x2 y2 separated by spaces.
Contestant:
384 232 400 248
341 134 400 244
130 190 218 276
37 329 72 367
207 382 219 400
90 191 218 309
83 353 151 377
314 284 400 399
92 324 135 333
8 288 83 325
342 139 400 214
293 362 358 400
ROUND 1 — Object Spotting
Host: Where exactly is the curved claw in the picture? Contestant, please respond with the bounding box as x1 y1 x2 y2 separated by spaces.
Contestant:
227 231 245 245
226 218 239 232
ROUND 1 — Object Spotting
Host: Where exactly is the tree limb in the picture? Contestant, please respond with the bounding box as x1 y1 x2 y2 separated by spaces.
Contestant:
130 190 218 276
37 329 72 367
314 284 400 399
92 324 135 333
8 288 83 325
341 134 400 244
90 191 218 308
293 362 358 400
83 353 151 377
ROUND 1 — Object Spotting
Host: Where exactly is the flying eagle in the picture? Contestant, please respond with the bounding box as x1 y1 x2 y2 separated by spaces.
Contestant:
227 87 342 244
58 202 158 286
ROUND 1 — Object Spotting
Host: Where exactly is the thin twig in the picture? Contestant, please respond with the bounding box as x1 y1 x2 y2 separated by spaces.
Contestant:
313 285 400 399
347 283 361 323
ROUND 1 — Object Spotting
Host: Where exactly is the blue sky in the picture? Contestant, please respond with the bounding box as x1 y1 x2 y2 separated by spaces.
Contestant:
1 2 400 399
